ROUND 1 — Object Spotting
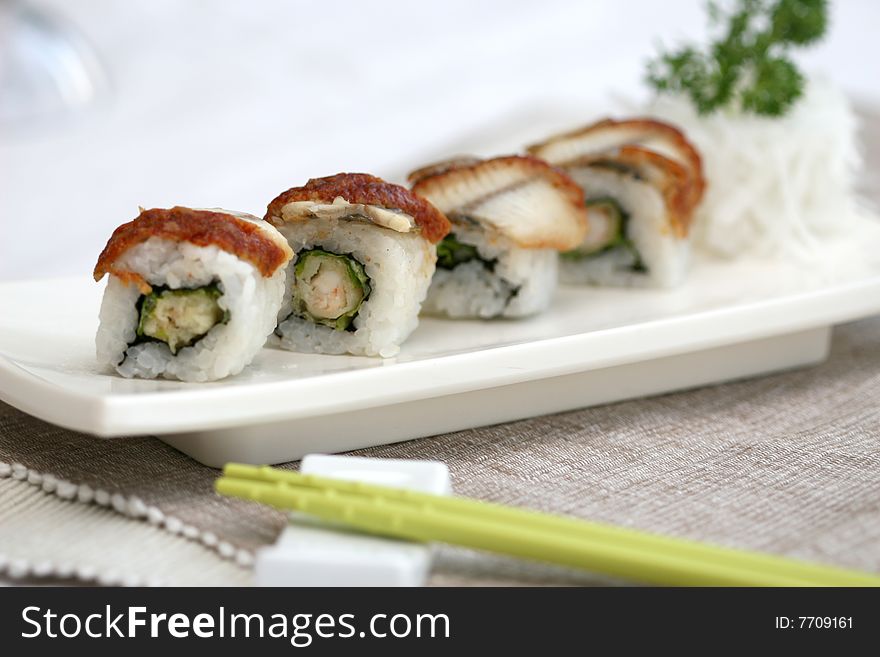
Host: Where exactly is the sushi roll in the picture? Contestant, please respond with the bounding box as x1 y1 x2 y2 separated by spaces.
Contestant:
528 118 705 288
408 155 588 319
93 206 293 382
265 173 451 357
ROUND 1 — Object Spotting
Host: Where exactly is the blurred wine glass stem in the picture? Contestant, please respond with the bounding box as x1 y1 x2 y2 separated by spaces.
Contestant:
0 0 109 125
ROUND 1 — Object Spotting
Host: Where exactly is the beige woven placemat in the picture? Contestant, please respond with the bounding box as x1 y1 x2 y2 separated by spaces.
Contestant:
1 317 879 586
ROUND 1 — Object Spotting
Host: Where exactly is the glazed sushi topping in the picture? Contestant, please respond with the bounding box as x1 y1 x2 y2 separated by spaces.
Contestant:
265 173 451 244
135 284 228 355
94 207 293 291
409 155 588 251
291 250 371 331
528 118 704 236
528 118 702 180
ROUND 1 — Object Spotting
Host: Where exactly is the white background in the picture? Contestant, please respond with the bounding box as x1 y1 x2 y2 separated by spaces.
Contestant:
2 0 878 281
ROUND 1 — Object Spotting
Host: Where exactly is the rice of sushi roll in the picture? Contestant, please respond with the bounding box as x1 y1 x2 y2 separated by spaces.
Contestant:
264 173 451 357
93 206 293 382
528 118 705 288
409 155 588 319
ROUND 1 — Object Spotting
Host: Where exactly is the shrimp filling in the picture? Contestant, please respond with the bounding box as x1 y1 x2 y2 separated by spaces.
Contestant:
563 197 646 272
291 249 371 331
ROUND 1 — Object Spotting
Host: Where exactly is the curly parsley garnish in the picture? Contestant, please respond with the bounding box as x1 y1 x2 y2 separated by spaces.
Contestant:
647 0 828 116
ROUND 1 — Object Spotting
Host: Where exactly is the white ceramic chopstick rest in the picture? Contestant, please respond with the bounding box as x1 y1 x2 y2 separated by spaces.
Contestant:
252 454 451 587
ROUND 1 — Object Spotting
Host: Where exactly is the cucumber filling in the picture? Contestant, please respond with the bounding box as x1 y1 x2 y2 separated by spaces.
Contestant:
435 232 522 311
437 234 479 270
135 284 228 354
562 197 646 273
436 233 500 273
291 249 371 331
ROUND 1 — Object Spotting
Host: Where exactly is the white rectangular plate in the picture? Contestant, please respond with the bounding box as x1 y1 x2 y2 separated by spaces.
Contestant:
2 225 880 467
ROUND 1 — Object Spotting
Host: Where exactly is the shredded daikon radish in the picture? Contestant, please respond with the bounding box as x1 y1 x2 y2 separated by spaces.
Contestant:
646 78 868 260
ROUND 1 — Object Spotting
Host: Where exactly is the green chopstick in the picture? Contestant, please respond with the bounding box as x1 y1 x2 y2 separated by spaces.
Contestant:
220 465 863 585
220 464 878 586
216 464 880 587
